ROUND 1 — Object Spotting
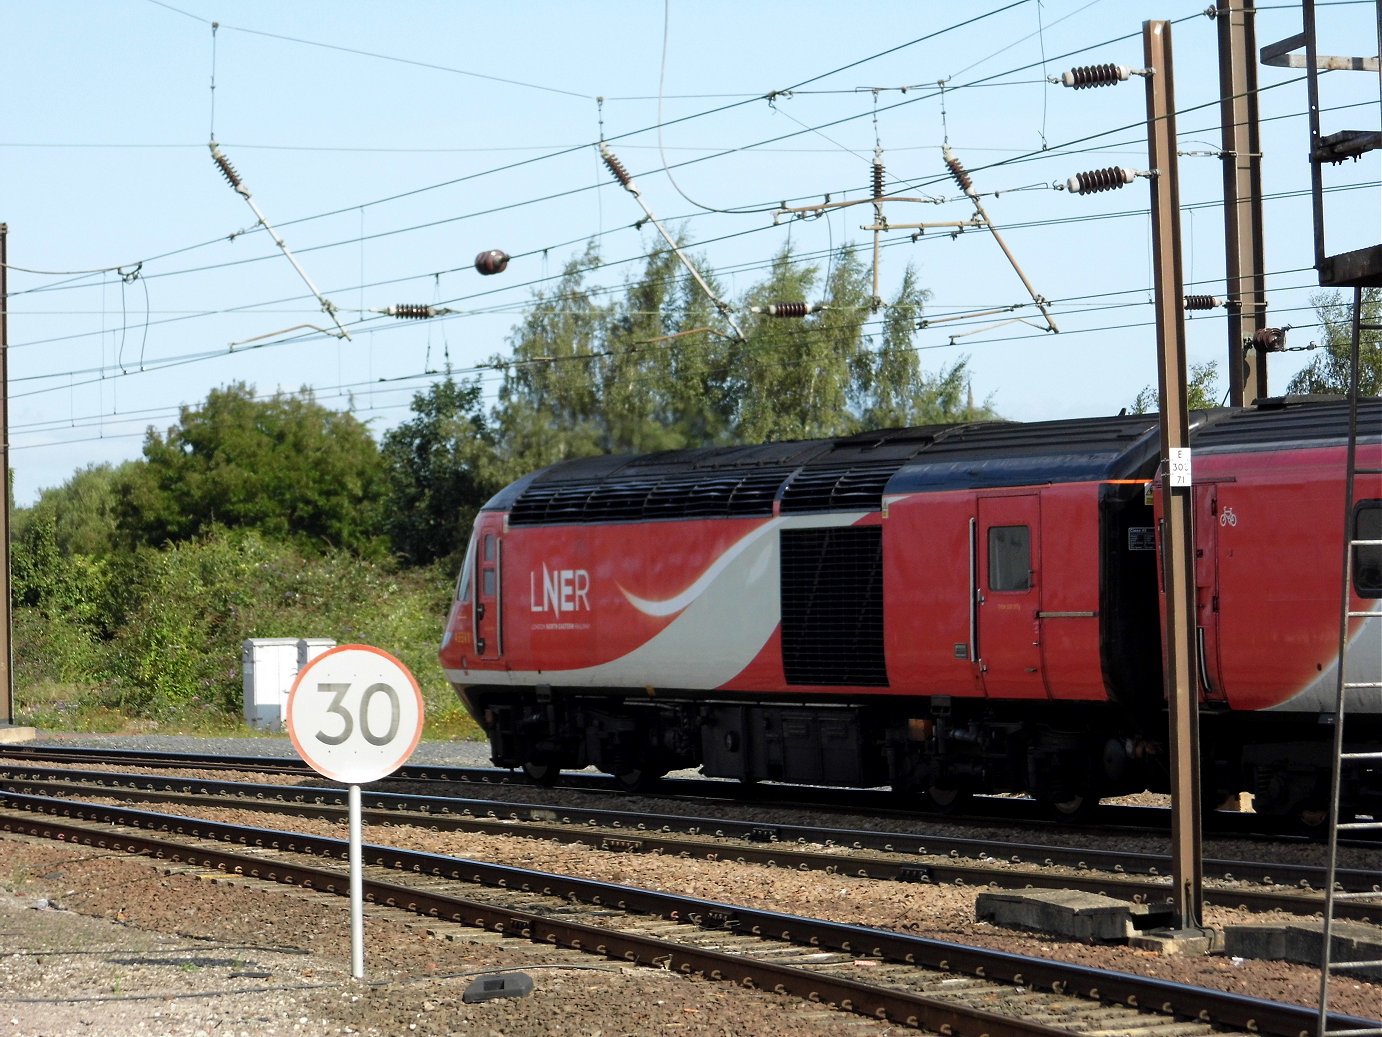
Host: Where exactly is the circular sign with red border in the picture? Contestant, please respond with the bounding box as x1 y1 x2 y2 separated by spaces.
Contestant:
286 644 424 784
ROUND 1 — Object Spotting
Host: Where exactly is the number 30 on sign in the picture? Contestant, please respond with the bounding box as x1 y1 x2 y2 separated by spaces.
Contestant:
286 644 424 784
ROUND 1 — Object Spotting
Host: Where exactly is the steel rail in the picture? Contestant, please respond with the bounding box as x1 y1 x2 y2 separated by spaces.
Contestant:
2 789 1378 1037
4 744 1375 843
4 765 1378 908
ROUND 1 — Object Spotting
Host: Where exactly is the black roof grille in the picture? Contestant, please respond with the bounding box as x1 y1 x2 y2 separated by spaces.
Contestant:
1192 397 1382 449
779 462 901 513
508 469 787 525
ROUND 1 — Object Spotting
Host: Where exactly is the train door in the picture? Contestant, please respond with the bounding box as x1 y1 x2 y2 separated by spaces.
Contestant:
473 523 503 658
1193 486 1227 703
975 494 1047 698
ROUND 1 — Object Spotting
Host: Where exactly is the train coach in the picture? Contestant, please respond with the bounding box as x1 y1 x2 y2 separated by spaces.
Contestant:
438 396 1382 822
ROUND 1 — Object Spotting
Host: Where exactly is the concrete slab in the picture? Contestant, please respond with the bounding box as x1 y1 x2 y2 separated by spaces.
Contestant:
976 888 1174 944
1129 927 1223 956
1224 920 1382 981
0 725 37 745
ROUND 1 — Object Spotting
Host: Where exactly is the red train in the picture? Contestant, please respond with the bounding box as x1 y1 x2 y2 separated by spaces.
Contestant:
439 397 1382 822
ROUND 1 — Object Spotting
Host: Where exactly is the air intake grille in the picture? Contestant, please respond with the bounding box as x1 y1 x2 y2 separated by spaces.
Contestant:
509 470 786 525
779 463 898 513
780 526 887 686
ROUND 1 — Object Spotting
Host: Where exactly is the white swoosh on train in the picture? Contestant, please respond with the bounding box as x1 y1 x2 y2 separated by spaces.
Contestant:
618 519 784 617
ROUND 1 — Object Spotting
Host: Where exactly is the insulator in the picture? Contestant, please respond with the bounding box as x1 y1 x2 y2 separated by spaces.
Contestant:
209 143 243 190
1061 64 1130 89
474 249 510 276
1252 326 1287 352
1066 167 1134 195
388 303 437 319
872 151 885 201
753 301 822 318
942 146 973 195
1183 295 1223 311
600 144 634 189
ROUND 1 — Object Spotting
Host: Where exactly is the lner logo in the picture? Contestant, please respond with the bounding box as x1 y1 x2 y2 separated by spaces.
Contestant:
530 564 591 616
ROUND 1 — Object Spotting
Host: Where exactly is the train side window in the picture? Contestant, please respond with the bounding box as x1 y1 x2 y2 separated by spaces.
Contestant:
988 525 1031 592
482 568 496 597
1355 502 1382 598
483 533 496 562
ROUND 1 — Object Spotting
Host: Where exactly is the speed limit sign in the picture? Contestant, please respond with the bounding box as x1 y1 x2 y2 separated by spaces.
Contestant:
286 644 424 784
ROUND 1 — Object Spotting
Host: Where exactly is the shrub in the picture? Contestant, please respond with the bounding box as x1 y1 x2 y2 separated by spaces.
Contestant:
89 527 469 731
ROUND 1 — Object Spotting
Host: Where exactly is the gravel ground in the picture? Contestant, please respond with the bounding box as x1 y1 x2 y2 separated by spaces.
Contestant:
3 732 1380 1035
1 839 875 1037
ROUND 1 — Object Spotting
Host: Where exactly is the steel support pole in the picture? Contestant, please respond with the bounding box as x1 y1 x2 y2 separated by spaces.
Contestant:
1145 21 1205 932
1217 0 1269 404
0 223 12 727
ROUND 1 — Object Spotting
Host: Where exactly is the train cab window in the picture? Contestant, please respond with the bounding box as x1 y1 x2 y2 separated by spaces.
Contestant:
483 533 496 562
1355 502 1382 598
455 553 473 602
482 568 496 597
988 525 1031 592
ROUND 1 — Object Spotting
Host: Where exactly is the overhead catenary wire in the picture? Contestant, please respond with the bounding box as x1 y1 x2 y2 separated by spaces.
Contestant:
8 46 1326 387
10 183 1370 423
8 255 1343 406
6 13 1338 311
12 260 1348 454
15 77 1352 310
10 163 1374 344
10 1 1370 475
12 286 1347 455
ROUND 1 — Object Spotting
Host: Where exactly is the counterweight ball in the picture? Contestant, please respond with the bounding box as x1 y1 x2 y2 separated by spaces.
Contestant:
475 249 510 276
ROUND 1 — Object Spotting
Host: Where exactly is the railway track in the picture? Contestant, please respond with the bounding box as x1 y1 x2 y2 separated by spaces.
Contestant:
2 789 1376 1037
3 765 1379 926
5 743 1375 844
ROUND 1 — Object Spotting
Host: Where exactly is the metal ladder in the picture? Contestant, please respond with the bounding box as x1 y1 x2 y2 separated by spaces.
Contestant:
1263 2 1381 1033
1316 295 1382 1037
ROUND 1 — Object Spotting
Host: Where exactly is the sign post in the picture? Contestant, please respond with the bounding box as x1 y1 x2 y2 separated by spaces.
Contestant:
285 644 424 979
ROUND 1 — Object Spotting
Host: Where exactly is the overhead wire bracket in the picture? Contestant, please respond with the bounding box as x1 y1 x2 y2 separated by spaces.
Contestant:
941 145 1059 334
600 143 746 343
209 141 351 341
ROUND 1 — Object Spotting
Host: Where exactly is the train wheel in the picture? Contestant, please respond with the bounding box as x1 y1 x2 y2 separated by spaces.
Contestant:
1040 791 1099 822
522 761 560 786
1293 800 1330 833
924 786 971 814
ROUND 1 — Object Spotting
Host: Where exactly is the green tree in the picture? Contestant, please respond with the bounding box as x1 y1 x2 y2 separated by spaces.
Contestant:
730 246 869 442
599 246 736 453
381 376 500 566
495 239 744 470
493 244 610 473
11 512 109 625
117 383 387 556
1286 288 1382 397
492 242 993 466
855 264 994 427
1130 360 1223 414
15 462 135 559
642 253 737 448
98 529 456 720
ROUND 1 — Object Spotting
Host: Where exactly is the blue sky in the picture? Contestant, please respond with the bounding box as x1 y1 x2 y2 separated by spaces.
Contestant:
3 0 1378 505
